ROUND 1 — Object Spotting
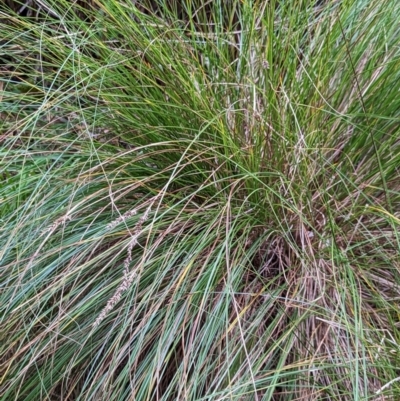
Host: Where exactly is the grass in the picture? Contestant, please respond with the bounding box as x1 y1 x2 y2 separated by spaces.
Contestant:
1 0 400 399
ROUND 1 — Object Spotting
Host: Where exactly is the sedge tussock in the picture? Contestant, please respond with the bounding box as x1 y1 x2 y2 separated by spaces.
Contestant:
1 1 400 400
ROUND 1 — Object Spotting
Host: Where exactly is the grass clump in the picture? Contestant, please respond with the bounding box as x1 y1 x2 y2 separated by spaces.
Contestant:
1 0 400 400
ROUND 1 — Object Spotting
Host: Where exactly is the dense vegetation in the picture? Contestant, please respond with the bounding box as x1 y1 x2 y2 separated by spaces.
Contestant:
1 0 400 400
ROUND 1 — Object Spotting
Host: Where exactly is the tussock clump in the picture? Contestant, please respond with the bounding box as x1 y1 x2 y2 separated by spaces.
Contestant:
1 1 400 400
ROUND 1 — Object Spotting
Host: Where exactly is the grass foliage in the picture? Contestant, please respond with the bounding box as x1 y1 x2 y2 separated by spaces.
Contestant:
1 0 400 399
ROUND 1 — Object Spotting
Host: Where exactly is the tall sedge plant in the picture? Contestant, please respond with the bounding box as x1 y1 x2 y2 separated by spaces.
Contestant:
1 0 400 400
